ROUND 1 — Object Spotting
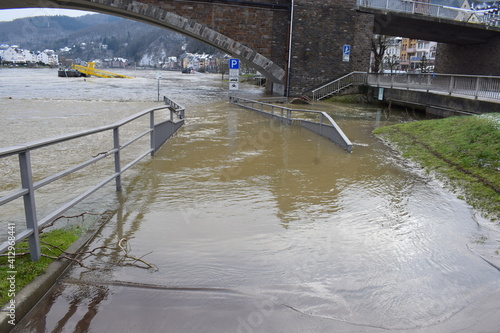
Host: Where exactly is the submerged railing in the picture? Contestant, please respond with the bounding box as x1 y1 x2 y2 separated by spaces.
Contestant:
357 0 500 26
229 96 352 153
0 97 185 261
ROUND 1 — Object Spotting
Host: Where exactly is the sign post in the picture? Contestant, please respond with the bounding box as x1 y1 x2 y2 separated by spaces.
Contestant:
156 72 162 101
229 58 239 91
343 45 351 62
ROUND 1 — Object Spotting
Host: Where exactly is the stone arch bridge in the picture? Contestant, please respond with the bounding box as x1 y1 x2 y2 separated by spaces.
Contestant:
2 0 500 95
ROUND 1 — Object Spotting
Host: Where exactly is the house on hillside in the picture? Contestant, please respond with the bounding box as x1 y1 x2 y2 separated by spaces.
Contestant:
2 47 24 63
102 57 129 68
162 57 178 70
22 50 36 63
36 50 58 66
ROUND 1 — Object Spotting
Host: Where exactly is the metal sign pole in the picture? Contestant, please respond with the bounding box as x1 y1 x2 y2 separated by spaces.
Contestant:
156 72 162 101
229 59 240 91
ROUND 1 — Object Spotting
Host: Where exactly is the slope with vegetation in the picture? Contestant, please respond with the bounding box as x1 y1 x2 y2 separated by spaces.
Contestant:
374 114 500 221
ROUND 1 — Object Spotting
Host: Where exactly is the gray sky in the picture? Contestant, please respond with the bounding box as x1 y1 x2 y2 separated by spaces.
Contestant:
0 8 95 22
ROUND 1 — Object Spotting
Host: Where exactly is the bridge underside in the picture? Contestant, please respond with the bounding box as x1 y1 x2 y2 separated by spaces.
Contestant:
359 7 500 76
362 8 500 45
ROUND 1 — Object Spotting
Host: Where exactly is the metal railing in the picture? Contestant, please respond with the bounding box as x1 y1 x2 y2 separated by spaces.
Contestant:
230 96 352 153
0 97 185 261
368 73 500 100
312 72 368 101
357 0 500 26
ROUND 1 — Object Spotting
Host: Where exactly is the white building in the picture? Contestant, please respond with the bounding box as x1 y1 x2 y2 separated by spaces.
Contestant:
1 47 24 63
1 46 58 65
22 49 36 63
36 50 58 66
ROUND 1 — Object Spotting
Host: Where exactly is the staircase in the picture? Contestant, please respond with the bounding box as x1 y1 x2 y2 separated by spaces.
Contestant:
311 72 368 101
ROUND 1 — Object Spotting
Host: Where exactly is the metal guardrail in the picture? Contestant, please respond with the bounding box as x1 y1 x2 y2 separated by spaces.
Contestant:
357 0 500 25
0 97 185 261
229 96 352 153
312 72 368 101
311 71 500 101
368 73 500 100
357 0 500 26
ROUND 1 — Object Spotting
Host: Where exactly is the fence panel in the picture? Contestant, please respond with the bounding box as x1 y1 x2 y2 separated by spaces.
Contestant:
0 98 185 260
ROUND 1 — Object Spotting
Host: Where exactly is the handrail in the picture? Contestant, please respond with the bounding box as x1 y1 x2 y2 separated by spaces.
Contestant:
0 97 185 261
311 72 368 101
357 0 500 27
367 72 500 100
0 106 164 158
230 96 352 153
311 71 500 101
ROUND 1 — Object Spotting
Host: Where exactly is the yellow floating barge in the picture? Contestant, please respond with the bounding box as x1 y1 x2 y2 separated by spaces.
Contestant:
70 62 133 78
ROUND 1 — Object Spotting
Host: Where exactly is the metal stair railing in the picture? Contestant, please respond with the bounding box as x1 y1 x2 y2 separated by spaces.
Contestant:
311 72 368 101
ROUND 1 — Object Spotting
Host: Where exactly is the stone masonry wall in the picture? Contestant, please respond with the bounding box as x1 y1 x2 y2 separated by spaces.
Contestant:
288 0 373 95
435 35 500 76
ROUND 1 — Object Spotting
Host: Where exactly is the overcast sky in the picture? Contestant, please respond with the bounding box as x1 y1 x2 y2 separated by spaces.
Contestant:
0 8 95 22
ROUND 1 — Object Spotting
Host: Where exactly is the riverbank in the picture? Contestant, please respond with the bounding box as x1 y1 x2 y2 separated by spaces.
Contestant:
373 113 500 222
0 212 112 308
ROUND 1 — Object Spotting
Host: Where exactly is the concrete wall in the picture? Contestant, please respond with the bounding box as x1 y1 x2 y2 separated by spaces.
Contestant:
435 35 500 76
371 87 500 117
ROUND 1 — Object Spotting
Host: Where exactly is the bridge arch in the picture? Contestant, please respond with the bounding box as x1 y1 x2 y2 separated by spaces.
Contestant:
0 0 287 85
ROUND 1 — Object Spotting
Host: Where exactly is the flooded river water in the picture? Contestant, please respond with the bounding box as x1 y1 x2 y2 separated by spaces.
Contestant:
1 68 499 332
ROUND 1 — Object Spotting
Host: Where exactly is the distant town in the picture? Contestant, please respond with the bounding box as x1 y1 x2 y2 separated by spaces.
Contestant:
0 42 233 73
0 37 436 75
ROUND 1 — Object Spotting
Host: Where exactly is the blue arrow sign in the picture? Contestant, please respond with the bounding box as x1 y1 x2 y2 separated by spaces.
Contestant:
229 58 240 69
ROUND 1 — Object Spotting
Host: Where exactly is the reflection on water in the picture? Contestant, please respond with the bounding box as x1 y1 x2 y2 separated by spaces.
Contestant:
2 69 499 331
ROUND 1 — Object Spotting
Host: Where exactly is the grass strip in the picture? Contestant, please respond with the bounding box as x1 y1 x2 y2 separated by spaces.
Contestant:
0 227 82 307
373 113 500 221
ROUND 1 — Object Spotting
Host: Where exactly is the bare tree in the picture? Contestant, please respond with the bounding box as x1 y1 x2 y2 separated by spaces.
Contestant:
384 54 400 74
371 35 388 73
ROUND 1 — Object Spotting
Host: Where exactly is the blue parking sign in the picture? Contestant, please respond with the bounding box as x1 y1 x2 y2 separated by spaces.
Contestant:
343 45 350 55
229 58 240 69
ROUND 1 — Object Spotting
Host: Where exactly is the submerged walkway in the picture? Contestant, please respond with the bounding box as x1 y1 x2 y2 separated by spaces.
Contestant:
2 70 500 333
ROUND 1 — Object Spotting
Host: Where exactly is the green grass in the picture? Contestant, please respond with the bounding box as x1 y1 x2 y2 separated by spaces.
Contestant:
0 227 83 307
324 94 368 104
374 113 500 221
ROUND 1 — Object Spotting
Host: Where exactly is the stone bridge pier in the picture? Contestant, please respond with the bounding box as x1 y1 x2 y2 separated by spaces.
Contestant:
287 0 373 95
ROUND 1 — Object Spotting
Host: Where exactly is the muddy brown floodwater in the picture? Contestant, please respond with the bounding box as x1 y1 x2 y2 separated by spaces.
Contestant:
1 68 499 332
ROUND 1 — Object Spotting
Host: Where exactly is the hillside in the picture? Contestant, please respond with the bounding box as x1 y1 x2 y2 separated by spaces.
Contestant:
0 14 217 64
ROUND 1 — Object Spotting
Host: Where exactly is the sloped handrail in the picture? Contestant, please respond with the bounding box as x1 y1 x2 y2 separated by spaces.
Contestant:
311 72 368 101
